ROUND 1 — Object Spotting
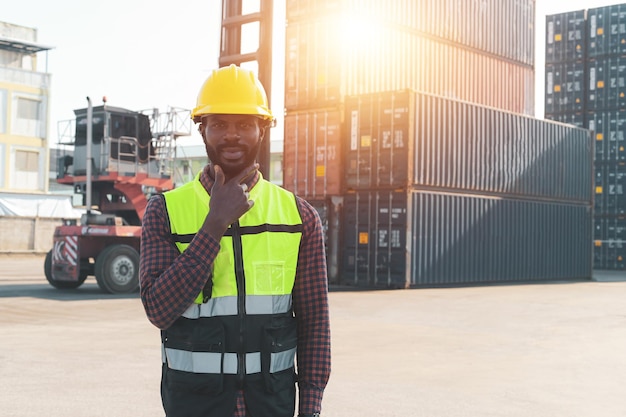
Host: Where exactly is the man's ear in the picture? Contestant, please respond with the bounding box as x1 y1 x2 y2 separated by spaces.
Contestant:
258 121 271 141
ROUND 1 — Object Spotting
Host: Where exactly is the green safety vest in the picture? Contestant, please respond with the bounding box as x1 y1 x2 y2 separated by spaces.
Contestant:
160 172 303 417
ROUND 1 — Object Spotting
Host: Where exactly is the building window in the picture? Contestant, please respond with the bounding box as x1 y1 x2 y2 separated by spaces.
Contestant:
12 95 43 137
18 97 40 120
12 149 40 190
0 89 6 134
0 144 5 188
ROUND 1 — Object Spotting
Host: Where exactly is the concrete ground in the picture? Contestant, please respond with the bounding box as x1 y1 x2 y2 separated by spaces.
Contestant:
1 253 625 417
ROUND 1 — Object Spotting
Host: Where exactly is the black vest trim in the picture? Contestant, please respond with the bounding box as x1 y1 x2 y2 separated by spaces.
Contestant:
172 223 303 243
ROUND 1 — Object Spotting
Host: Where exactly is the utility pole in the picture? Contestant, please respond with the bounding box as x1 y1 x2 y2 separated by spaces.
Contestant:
219 0 274 180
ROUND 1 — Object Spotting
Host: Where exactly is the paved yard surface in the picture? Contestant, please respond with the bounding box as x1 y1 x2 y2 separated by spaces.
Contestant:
1 254 625 417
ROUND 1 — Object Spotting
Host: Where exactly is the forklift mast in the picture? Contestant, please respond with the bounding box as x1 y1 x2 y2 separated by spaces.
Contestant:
220 0 273 180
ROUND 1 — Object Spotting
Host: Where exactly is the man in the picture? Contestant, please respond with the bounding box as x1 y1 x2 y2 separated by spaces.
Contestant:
139 64 331 417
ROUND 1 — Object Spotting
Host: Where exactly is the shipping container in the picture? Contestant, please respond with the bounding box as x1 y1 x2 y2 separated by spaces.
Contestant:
594 215 626 241
587 55 626 111
305 196 343 284
545 10 587 63
594 163 626 215
587 109 626 163
593 239 626 269
286 0 535 66
285 17 534 114
283 108 343 198
342 189 592 288
545 61 586 114
544 112 585 128
587 3 626 58
345 90 593 203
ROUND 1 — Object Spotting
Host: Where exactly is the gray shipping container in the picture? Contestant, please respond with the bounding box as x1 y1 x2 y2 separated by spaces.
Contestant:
545 61 586 114
593 214 626 271
587 109 626 163
342 189 592 288
545 10 587 63
594 163 626 216
306 197 343 284
285 0 535 66
587 55 626 111
587 3 626 58
594 239 626 270
346 90 593 203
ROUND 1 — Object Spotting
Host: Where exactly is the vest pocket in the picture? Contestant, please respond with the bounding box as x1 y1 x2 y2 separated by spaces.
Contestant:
162 322 226 395
261 319 297 393
164 367 224 395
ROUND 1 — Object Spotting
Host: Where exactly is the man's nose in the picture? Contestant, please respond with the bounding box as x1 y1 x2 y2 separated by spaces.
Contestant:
224 123 241 139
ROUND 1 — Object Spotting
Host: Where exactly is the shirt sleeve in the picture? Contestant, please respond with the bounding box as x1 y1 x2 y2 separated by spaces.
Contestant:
139 194 221 330
293 197 332 415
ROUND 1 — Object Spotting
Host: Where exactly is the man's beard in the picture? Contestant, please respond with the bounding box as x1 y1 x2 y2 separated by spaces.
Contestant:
205 139 262 178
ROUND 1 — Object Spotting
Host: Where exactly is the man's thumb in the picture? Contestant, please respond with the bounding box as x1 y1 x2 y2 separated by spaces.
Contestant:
213 165 225 185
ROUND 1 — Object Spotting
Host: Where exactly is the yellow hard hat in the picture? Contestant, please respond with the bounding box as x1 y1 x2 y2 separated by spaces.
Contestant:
191 64 273 123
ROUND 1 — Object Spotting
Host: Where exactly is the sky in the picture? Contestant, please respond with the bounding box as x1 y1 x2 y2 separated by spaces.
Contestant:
3 0 622 147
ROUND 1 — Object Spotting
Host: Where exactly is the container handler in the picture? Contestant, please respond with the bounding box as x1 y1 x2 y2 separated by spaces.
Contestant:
44 97 191 293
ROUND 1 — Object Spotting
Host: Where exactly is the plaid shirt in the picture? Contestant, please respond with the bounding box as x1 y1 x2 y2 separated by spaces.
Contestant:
140 164 331 416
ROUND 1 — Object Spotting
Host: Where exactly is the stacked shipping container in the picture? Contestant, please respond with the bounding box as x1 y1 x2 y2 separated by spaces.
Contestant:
284 0 535 115
545 10 587 125
342 90 593 287
284 0 536 199
283 0 537 284
545 3 626 269
282 1 594 286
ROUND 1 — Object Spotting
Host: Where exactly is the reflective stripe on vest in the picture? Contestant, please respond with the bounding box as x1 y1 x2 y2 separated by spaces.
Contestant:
161 346 297 374
181 294 292 319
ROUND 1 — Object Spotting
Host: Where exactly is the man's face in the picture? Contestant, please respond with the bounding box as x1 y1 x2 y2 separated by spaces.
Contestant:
200 114 265 179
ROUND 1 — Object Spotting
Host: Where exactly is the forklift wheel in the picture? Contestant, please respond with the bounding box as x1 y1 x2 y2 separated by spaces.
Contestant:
44 250 88 290
94 244 140 294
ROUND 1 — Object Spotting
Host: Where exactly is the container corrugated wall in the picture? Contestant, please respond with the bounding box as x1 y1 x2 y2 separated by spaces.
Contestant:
283 109 343 198
285 19 534 114
410 191 592 285
341 189 593 288
286 0 535 66
345 90 593 203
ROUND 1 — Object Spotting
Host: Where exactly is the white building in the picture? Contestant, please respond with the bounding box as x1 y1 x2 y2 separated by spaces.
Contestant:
0 21 53 193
